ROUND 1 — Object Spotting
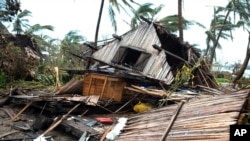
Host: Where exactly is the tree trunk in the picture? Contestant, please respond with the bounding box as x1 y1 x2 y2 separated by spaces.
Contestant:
233 31 250 84
94 0 105 46
178 0 183 42
87 0 105 69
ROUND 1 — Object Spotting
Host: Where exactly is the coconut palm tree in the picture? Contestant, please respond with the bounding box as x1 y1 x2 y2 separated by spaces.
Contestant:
205 8 235 61
0 0 21 22
12 9 31 35
60 30 86 68
208 0 250 67
129 2 204 35
232 30 250 85
95 0 139 45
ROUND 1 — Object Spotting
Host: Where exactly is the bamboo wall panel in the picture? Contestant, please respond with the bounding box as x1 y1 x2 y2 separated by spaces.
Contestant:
116 91 250 141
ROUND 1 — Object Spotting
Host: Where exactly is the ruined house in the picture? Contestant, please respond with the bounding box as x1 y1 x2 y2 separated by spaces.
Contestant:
82 21 218 102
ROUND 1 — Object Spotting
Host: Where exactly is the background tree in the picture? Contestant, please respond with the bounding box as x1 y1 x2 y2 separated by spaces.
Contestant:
129 2 204 33
232 30 250 85
95 0 139 45
159 15 204 33
60 30 86 68
208 0 250 67
0 0 21 22
205 8 235 62
12 9 31 34
178 0 183 42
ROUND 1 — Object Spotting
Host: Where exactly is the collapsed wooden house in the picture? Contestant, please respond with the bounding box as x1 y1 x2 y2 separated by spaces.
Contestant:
82 20 218 102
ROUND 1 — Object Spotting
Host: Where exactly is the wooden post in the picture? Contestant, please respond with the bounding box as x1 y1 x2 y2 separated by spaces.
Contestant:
160 100 185 141
100 77 108 98
55 67 61 89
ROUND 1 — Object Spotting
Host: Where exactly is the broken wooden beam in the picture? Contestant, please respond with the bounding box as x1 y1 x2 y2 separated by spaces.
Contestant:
112 34 122 40
39 103 81 137
11 101 33 121
153 44 188 64
160 100 185 141
84 41 98 50
0 130 19 139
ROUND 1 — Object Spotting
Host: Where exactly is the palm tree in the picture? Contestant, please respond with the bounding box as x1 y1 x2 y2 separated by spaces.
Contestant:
108 0 139 32
60 30 86 68
23 23 55 56
208 0 250 67
130 2 164 28
95 0 139 45
232 30 250 85
129 2 204 35
12 9 31 35
0 0 21 22
205 8 235 61
95 0 105 46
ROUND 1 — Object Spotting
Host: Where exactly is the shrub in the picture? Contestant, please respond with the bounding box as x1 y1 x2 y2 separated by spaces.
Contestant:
0 70 6 87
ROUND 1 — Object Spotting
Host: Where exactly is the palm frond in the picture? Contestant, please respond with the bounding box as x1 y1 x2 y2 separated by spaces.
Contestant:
17 9 32 18
25 24 54 35
109 5 117 32
109 0 120 13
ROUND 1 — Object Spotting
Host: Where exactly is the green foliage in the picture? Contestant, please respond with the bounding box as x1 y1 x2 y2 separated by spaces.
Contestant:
4 80 50 90
35 74 55 85
59 30 86 68
12 9 32 34
108 0 139 32
160 15 205 33
159 61 201 107
216 78 231 85
0 70 6 87
242 113 250 125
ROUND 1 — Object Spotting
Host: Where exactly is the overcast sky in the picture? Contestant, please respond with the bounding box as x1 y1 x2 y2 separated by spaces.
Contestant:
19 0 249 65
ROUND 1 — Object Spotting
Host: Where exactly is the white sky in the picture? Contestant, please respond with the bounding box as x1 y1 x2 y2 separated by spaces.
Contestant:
19 0 249 65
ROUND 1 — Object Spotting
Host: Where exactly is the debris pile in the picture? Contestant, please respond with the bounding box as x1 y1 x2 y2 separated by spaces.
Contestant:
0 20 249 141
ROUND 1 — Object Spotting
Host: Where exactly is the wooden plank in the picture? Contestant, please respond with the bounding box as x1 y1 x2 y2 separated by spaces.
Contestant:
100 77 108 98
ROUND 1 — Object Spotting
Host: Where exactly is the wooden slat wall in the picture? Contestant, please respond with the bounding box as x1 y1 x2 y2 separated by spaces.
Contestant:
92 23 174 84
83 73 126 102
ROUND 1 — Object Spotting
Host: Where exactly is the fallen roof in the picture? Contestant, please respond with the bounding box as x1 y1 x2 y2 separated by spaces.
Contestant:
116 90 250 141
